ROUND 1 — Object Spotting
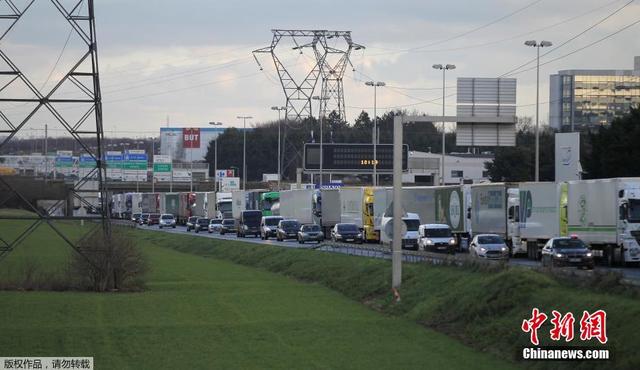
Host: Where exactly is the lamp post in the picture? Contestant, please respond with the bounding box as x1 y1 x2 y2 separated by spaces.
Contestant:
271 106 285 190
432 64 456 185
237 116 252 190
365 81 385 186
209 122 224 192
312 96 329 187
525 40 552 182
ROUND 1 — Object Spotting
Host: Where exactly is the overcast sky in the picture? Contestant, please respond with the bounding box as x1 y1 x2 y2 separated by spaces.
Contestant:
1 0 639 138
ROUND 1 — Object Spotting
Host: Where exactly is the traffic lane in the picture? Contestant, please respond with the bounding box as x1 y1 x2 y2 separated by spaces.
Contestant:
137 224 640 281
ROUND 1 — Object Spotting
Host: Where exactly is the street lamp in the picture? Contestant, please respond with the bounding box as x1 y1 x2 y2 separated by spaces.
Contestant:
312 96 329 187
237 115 253 190
432 63 456 185
209 122 224 192
365 81 385 186
271 106 286 190
525 40 552 182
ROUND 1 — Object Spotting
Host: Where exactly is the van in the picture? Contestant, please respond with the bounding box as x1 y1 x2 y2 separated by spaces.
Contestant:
237 210 262 238
260 216 283 240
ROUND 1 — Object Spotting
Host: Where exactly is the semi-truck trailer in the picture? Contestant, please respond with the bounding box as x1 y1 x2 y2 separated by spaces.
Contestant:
469 183 520 254
312 188 341 236
279 189 314 225
141 193 160 213
518 182 563 259
434 185 472 250
339 187 389 242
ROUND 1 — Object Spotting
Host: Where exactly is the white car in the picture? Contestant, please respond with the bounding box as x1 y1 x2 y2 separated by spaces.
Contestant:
208 219 223 233
470 234 509 260
418 224 456 253
158 214 176 229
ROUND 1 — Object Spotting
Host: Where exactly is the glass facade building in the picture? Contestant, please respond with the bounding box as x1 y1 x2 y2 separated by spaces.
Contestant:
549 56 640 131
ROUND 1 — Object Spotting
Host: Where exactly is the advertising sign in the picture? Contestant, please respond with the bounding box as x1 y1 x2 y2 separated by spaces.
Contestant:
183 128 201 149
221 177 240 191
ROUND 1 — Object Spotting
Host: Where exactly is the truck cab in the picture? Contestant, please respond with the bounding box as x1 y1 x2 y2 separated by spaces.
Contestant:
617 186 640 264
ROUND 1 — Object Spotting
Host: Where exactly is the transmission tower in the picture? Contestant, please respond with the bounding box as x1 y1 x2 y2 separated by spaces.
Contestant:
315 31 364 121
0 0 109 263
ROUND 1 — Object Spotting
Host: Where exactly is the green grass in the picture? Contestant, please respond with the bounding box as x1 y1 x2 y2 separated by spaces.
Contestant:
0 222 512 369
141 231 640 370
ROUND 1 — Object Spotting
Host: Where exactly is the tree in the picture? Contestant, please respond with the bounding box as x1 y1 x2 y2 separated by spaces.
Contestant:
583 107 640 179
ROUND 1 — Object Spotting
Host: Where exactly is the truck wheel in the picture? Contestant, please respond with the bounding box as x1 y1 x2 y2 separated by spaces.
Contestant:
606 245 615 267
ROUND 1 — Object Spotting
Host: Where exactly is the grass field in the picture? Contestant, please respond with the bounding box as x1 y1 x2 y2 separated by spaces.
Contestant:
0 220 512 369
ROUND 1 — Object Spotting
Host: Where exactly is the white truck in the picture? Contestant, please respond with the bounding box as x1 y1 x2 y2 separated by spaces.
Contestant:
469 183 520 255
313 188 341 236
433 185 472 250
204 192 217 219
566 178 640 266
380 211 421 250
518 182 564 260
339 187 390 242
279 189 314 224
216 192 232 219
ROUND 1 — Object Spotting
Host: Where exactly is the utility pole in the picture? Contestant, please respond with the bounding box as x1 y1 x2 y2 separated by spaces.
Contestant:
365 81 385 186
44 124 48 183
432 64 456 185
208 122 223 192
312 96 329 187
237 116 252 190
271 106 285 190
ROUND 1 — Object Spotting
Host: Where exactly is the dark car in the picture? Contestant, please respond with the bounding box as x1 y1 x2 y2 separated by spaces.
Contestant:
131 213 142 223
139 213 150 225
331 223 363 244
194 218 210 233
147 213 161 226
186 216 198 232
297 224 324 244
276 220 301 241
238 210 262 238
220 218 237 235
541 236 594 269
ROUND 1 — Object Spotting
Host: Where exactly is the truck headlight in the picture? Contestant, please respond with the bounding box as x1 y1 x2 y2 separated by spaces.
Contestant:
586 252 592 257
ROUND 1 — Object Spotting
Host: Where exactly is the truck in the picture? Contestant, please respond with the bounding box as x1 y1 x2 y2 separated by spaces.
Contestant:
191 192 207 218
339 187 389 242
141 193 160 213
177 192 196 224
279 189 314 225
434 185 472 250
216 192 232 219
312 188 341 236
204 192 217 219
469 183 520 254
162 193 180 216
260 191 280 216
565 178 640 266
231 190 266 220
125 192 142 217
518 182 564 259
380 211 421 250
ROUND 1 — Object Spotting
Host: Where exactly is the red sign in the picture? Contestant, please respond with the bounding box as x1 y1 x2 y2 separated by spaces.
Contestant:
183 128 201 149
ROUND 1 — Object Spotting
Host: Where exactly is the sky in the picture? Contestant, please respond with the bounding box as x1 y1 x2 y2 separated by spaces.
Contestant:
1 0 639 139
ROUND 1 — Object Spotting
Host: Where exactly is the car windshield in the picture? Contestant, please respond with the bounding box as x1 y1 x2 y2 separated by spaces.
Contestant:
133 213 141 217
265 218 282 226
554 239 587 249
189 217 197 222
161 215 173 220
141 214 149 219
404 219 420 231
478 235 504 244
198 219 210 225
628 199 640 223
210 219 222 224
338 224 358 233
281 221 300 229
150 214 160 218
423 227 451 238
302 225 320 232
223 219 235 225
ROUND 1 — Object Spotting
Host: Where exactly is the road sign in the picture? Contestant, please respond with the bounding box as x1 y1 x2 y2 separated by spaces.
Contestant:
303 143 408 173
221 177 240 191
153 155 172 182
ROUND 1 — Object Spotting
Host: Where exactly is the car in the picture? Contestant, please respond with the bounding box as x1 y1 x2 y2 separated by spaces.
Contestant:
185 216 198 232
260 216 283 240
418 224 456 254
147 213 161 226
208 218 223 233
138 213 150 226
194 218 210 233
131 213 142 223
297 224 324 244
237 210 262 238
541 236 595 269
470 234 509 260
330 223 363 244
220 218 236 235
159 214 176 229
276 219 301 241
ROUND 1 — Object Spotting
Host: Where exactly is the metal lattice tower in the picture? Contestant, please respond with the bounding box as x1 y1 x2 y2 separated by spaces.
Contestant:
0 0 109 263
315 31 364 121
253 30 328 121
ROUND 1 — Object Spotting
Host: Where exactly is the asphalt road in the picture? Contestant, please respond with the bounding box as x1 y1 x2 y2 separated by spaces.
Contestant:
137 223 640 283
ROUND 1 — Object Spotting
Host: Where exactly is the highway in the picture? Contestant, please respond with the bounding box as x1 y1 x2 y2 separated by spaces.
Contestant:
137 223 640 283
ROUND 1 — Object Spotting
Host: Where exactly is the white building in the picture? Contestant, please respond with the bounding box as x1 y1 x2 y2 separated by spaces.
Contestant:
405 151 493 185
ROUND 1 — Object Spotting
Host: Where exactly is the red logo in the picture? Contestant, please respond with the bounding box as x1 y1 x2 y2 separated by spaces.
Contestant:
522 308 608 345
183 128 200 149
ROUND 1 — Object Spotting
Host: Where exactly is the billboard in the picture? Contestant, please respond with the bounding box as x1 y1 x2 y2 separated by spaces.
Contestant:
221 177 240 191
215 169 235 182
555 132 581 181
182 128 201 149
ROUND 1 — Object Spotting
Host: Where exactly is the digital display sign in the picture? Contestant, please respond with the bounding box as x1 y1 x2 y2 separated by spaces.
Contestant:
304 144 408 173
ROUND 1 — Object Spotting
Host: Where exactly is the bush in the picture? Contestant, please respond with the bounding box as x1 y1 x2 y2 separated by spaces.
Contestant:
69 231 148 292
